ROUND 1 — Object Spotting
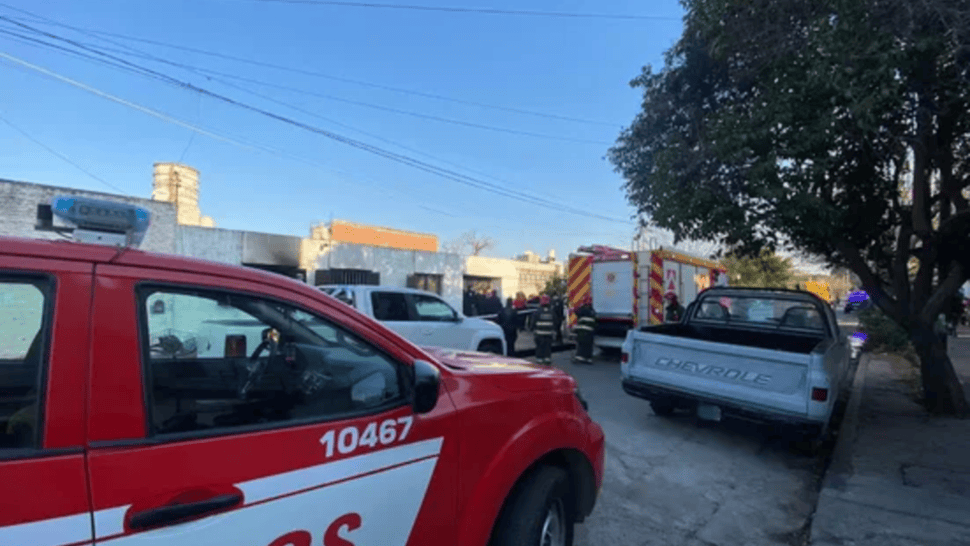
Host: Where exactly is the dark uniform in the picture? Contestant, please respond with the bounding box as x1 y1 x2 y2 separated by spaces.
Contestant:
534 300 555 364
499 298 518 357
552 296 564 344
574 301 596 363
665 294 685 323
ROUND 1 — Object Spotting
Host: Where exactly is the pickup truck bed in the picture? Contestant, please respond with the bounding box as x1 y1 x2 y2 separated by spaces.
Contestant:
620 288 851 437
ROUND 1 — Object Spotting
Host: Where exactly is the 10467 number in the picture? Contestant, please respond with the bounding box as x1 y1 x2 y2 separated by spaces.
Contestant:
319 416 413 458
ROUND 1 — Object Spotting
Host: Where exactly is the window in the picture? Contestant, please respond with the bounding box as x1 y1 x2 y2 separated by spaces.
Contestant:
407 273 442 295
693 295 826 332
140 288 404 437
316 269 379 286
412 295 457 322
0 278 50 450
371 292 410 321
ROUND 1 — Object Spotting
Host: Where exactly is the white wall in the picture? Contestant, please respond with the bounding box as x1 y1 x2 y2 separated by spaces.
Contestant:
175 226 244 265
317 243 464 310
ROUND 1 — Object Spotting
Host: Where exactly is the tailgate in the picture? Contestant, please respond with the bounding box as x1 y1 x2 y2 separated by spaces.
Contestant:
626 331 811 418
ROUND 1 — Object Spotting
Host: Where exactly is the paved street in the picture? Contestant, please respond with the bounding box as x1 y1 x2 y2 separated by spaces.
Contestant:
548 351 825 546
554 310 865 546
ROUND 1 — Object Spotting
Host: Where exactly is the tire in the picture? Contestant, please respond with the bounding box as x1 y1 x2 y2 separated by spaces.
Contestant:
478 340 505 355
650 399 676 416
491 465 574 546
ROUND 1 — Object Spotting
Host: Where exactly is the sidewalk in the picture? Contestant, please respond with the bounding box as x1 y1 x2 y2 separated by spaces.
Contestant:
811 328 970 546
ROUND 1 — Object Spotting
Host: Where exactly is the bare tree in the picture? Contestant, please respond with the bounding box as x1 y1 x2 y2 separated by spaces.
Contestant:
445 231 495 256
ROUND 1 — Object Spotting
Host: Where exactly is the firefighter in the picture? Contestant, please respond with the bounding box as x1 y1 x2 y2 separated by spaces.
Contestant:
665 293 685 323
534 295 555 364
499 297 518 357
573 296 596 363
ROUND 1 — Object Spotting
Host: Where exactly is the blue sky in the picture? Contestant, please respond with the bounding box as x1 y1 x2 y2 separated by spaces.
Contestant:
0 0 685 259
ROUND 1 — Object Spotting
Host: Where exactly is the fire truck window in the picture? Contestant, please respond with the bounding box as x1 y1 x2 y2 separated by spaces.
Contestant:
0 278 50 451
141 289 405 437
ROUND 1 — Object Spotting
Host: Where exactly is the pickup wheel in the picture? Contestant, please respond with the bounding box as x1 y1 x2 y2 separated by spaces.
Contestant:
650 400 676 416
478 339 505 355
491 465 574 546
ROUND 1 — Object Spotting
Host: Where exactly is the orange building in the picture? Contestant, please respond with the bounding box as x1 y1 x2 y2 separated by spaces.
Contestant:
327 220 438 252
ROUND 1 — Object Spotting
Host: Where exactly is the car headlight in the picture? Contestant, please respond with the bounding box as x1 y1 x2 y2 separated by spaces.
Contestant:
574 388 589 412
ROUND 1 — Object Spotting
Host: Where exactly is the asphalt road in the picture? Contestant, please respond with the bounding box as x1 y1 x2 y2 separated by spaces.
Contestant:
556 311 866 546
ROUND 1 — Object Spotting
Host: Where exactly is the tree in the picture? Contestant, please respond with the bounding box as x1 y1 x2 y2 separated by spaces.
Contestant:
542 273 567 298
444 231 495 256
721 250 795 288
609 0 970 415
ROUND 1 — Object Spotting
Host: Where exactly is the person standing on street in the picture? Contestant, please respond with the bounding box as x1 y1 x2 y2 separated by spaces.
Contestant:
534 295 555 364
573 296 596 364
499 297 518 357
665 293 685 323
552 295 565 344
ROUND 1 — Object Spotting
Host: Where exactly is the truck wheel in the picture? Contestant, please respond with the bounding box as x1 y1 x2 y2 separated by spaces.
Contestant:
491 465 574 546
478 340 505 355
650 400 676 416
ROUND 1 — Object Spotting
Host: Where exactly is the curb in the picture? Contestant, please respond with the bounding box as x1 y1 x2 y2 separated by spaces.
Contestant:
821 353 868 489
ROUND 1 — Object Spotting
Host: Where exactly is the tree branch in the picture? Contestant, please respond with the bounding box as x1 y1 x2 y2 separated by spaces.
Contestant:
918 262 966 324
836 239 902 323
892 223 914 319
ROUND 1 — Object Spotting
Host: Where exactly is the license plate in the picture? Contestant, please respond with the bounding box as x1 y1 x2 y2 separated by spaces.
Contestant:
697 404 722 421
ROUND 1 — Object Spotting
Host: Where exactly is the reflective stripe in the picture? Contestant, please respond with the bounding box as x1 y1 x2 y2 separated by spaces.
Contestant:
535 321 554 328
578 318 596 326
575 325 594 332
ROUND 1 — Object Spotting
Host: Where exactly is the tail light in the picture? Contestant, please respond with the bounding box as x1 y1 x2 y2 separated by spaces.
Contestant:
621 352 629 364
811 387 829 402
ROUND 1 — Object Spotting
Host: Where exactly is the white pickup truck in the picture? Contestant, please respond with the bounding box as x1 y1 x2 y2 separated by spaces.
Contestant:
319 285 507 355
621 287 854 438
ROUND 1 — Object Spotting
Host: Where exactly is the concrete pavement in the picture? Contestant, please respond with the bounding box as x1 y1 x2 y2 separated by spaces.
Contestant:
547 351 825 546
810 327 970 546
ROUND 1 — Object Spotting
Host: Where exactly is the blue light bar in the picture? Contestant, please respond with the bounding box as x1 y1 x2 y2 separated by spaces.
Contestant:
50 195 151 247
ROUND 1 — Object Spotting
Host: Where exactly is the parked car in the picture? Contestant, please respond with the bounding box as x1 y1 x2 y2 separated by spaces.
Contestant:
320 285 507 355
620 287 854 440
0 196 604 546
843 290 870 313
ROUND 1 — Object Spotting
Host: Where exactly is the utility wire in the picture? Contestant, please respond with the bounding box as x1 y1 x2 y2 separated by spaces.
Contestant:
0 112 126 193
0 14 599 215
254 0 680 21
0 47 630 223
1 17 595 196
80 42 611 145
0 7 619 127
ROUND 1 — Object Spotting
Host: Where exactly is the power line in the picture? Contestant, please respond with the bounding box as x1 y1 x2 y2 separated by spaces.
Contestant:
0 48 631 224
0 8 619 127
0 48 482 220
0 16 595 214
7 18 600 195
0 112 126 193
81 44 612 145
254 0 679 21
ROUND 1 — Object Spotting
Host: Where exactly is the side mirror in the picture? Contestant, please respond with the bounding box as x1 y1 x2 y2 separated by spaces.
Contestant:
407 359 440 414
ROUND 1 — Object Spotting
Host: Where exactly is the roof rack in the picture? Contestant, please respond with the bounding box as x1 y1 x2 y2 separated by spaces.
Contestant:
36 195 151 248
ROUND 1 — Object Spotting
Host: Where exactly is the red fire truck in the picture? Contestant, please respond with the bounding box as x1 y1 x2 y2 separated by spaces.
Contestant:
566 245 728 352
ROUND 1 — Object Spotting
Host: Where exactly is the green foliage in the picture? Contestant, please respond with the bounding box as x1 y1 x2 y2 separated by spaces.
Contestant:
609 0 970 412
721 249 795 288
542 273 567 298
858 307 911 353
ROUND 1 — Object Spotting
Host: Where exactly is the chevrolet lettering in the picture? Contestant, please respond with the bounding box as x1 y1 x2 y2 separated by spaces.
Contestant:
652 357 772 385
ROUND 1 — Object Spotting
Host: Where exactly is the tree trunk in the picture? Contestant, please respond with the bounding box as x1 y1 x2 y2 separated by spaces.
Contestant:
911 324 970 417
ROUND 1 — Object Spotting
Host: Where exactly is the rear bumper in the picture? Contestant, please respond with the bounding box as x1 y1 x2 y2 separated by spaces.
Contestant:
621 377 823 433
